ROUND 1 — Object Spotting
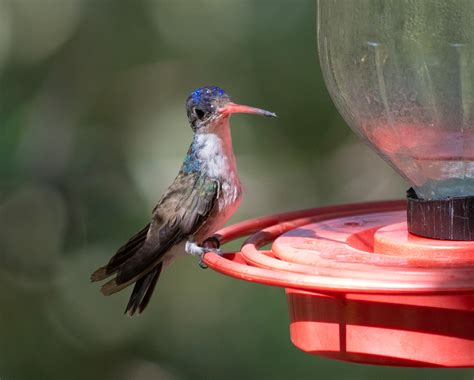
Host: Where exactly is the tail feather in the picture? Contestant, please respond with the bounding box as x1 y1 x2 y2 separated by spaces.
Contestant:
91 223 166 315
90 224 150 282
125 263 163 316
99 260 158 296
91 222 176 315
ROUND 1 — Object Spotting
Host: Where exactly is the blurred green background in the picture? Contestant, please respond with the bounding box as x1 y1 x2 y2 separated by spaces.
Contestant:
0 0 472 379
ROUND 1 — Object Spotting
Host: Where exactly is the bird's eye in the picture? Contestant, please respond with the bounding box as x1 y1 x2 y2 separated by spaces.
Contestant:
194 108 205 119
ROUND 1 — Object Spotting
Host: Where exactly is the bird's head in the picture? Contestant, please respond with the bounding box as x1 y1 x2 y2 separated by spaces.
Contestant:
186 86 276 133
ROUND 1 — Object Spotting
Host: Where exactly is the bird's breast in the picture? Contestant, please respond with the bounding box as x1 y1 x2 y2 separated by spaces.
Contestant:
218 176 242 212
193 131 243 237
201 177 241 240
196 133 243 209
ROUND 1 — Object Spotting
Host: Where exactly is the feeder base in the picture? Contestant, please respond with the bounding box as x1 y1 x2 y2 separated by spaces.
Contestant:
287 289 474 367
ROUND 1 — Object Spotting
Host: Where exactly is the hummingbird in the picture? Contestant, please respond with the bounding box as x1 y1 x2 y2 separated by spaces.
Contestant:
91 86 276 316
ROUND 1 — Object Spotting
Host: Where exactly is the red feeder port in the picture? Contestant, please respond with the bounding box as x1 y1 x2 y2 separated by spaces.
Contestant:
203 201 474 367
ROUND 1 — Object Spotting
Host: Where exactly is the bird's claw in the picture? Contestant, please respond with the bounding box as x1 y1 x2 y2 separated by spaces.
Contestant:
201 237 223 268
185 238 221 269
198 259 208 269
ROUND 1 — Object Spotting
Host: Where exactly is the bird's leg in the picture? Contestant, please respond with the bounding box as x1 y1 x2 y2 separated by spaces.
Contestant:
185 240 205 257
185 237 222 269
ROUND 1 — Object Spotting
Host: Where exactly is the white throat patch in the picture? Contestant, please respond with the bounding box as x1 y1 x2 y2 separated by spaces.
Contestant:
195 133 236 179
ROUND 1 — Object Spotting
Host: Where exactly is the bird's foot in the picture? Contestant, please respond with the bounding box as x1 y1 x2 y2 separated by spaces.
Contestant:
185 238 221 269
185 241 205 256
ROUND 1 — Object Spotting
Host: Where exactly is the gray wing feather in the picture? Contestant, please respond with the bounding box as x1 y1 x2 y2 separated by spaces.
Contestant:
95 172 219 295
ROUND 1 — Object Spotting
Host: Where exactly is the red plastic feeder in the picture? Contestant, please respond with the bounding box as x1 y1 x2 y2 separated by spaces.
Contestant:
201 0 474 368
203 201 474 367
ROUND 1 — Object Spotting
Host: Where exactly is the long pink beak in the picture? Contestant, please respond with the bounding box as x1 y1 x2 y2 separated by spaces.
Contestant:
218 102 277 118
